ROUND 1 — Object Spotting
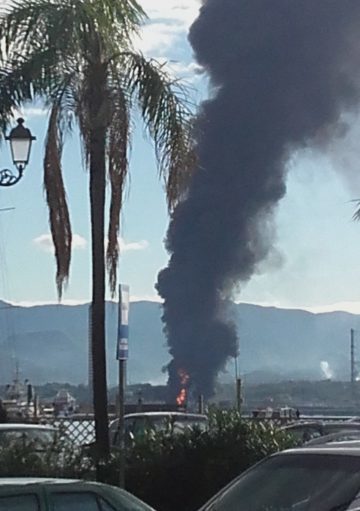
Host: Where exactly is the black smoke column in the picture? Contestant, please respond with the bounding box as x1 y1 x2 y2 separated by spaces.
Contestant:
157 0 360 400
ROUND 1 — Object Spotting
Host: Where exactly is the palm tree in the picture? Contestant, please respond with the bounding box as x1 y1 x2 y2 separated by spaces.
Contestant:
0 0 195 458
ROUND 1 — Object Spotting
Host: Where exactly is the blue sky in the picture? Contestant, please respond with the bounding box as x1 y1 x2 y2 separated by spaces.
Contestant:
1 0 360 314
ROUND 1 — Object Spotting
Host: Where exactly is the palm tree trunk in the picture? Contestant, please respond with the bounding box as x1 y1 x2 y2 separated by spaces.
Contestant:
89 69 110 462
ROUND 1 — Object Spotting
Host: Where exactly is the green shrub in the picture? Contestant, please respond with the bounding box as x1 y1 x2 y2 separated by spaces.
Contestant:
124 410 296 511
0 411 295 511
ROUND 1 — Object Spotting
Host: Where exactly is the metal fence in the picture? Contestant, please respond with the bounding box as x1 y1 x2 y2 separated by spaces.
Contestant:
43 415 115 445
37 412 354 446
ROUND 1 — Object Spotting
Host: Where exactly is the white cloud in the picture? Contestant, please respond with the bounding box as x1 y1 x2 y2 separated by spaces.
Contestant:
165 60 204 83
140 0 200 28
23 107 48 118
119 237 149 253
104 237 149 254
33 234 148 255
135 1 201 55
135 22 184 54
12 106 48 119
33 233 87 253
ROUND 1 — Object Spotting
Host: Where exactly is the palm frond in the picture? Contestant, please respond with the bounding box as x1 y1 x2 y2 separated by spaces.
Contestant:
121 52 197 208
353 200 360 221
43 103 72 299
0 45 59 132
1 0 80 60
106 85 131 295
1 0 146 66
91 0 146 35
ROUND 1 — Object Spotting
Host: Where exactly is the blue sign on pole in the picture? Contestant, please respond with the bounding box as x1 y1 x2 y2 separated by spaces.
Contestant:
116 284 130 360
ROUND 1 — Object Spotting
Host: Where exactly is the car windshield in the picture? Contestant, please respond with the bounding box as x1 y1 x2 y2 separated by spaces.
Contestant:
123 415 208 437
205 453 360 511
150 415 207 433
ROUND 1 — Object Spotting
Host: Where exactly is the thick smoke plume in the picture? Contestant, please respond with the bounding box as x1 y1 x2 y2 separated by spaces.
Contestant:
157 0 360 400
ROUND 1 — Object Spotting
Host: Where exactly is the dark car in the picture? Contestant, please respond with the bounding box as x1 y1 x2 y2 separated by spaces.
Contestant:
0 478 156 511
198 446 360 511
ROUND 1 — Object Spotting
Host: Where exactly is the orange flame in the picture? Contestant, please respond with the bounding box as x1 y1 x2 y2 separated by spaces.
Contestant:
176 389 187 406
176 368 190 406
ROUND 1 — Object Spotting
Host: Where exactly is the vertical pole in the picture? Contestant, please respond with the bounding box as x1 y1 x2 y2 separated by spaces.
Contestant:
234 356 242 413
118 358 126 488
116 284 129 489
351 328 355 384
198 394 204 414
351 329 356 401
236 378 242 414
88 305 93 400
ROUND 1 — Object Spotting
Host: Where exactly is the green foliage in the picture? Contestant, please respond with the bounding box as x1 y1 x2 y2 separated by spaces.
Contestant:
0 411 296 511
123 410 296 511
0 437 93 479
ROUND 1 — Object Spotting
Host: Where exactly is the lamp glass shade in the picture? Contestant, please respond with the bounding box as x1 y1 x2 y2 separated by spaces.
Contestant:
10 138 32 167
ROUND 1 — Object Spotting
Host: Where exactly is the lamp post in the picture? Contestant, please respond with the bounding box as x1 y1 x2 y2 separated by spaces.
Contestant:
0 118 36 187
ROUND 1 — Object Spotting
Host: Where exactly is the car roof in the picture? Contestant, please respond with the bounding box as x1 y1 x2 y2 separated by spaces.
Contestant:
124 412 208 419
0 478 81 486
283 421 322 429
0 423 57 431
280 446 360 456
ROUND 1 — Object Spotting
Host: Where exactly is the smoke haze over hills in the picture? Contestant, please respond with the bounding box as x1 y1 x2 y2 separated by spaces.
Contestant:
0 300 358 386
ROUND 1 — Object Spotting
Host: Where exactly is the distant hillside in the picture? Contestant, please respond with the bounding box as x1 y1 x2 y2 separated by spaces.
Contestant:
0 300 358 384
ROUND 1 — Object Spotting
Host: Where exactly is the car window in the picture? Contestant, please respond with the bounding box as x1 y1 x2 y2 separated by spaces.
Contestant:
51 492 117 511
0 494 40 511
52 492 100 511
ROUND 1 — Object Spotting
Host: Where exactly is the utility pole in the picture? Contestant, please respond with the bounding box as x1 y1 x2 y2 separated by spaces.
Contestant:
234 356 242 413
351 328 356 386
116 284 129 489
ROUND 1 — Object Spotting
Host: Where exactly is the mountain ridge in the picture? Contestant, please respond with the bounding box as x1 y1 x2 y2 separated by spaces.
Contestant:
0 300 357 385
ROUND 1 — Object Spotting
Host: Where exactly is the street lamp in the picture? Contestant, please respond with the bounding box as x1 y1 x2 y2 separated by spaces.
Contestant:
0 118 36 187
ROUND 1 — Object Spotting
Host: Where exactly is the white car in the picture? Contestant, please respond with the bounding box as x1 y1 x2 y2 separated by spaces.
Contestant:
109 412 209 446
0 423 59 450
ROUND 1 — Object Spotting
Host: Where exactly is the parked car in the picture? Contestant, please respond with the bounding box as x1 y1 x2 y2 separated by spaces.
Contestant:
109 412 209 447
0 478 156 511
198 446 360 511
283 420 360 444
304 430 360 447
0 423 59 451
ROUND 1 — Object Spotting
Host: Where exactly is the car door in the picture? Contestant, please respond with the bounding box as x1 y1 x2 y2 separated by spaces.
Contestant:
0 486 45 511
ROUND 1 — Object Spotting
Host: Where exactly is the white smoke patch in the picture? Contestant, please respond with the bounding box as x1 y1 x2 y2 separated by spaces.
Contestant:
320 361 333 380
